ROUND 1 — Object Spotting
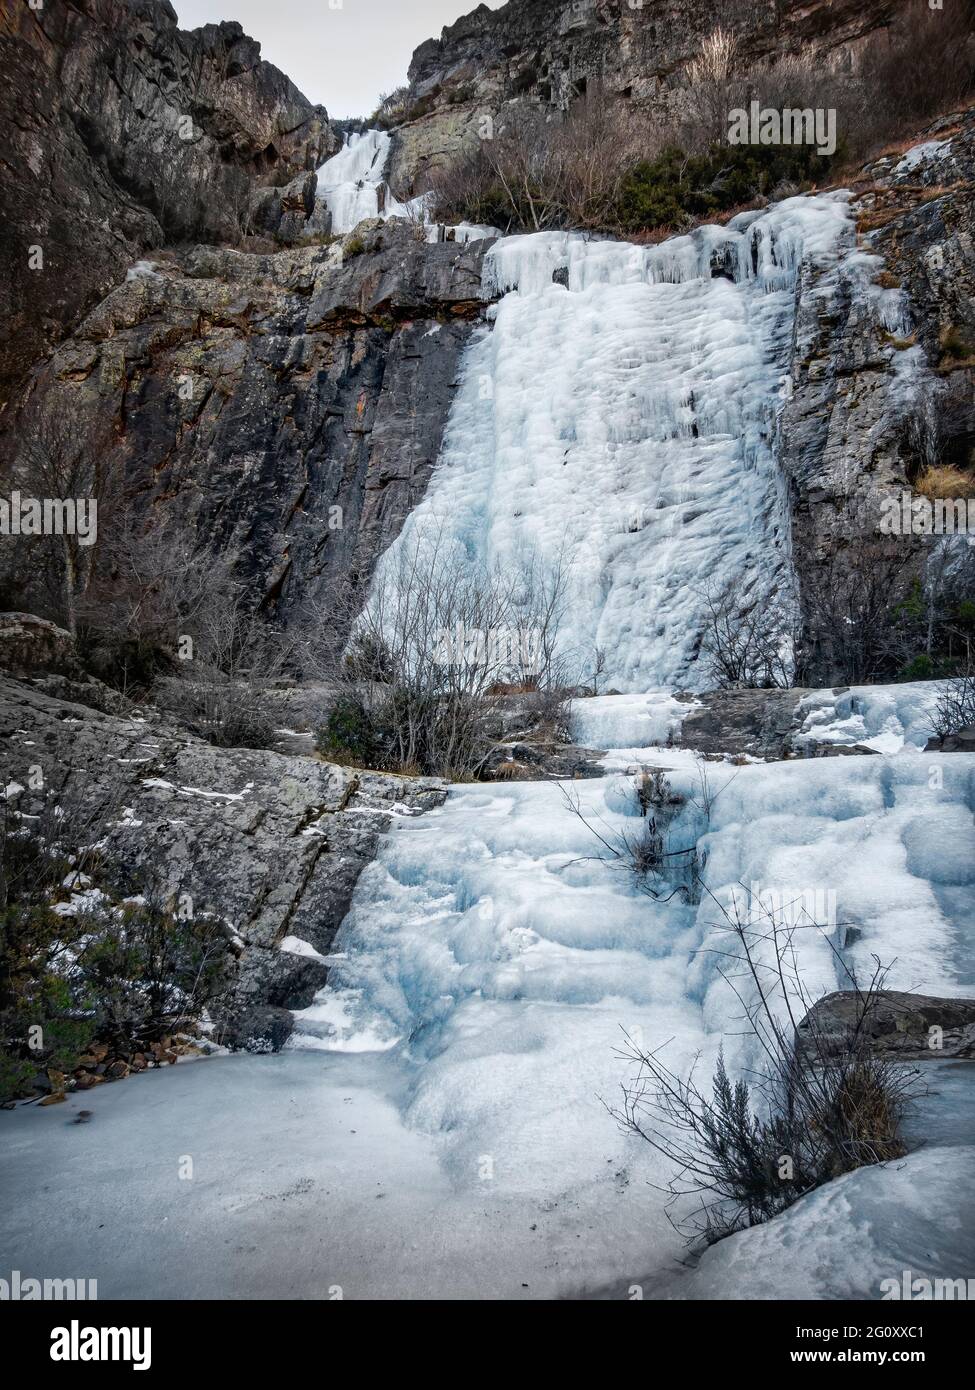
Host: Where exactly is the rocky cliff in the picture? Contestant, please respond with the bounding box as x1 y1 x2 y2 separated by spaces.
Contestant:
0 0 334 405
0 219 490 638
782 110 975 682
388 0 900 195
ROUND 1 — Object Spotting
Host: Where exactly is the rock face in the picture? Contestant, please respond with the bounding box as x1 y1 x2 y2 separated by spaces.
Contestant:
781 110 975 684
0 220 492 645
389 0 894 194
0 675 446 1049
0 0 335 405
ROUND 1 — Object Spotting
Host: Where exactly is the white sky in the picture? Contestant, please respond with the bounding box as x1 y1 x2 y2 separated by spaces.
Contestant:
174 0 507 119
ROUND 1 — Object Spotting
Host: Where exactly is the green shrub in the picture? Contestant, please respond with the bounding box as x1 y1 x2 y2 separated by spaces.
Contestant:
316 694 380 767
617 143 835 233
900 653 936 681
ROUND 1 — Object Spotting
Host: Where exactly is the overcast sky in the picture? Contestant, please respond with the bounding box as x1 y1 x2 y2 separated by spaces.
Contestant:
174 0 507 119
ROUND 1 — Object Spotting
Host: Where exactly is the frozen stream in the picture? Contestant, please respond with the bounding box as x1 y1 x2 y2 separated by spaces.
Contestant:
3 702 973 1299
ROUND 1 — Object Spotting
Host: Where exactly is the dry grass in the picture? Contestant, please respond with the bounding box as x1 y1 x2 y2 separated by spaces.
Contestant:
938 324 975 370
490 759 536 782
915 465 974 501
881 330 917 350
827 1064 908 1172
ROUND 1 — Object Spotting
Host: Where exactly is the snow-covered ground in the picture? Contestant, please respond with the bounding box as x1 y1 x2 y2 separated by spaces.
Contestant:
5 688 969 1300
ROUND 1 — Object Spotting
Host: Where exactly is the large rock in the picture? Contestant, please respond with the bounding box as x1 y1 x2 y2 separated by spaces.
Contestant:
0 0 336 404
0 675 446 1049
0 613 78 679
798 990 975 1060
676 688 812 759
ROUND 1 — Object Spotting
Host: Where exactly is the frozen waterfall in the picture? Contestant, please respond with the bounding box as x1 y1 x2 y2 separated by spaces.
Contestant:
371 192 856 691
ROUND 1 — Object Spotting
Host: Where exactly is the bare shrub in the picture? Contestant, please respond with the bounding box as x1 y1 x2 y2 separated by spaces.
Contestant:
5 411 119 638
849 0 975 156
933 671 975 740
687 27 740 87
317 529 570 779
609 886 921 1244
155 571 290 749
797 538 919 686
428 92 649 233
560 771 704 904
699 579 796 689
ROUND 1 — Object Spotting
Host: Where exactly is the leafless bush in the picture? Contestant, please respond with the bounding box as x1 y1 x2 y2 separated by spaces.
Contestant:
850 1 975 154
5 411 120 639
933 671 975 740
699 579 796 689
428 92 648 233
155 574 292 749
797 538 919 686
609 886 921 1244
687 27 740 87
560 770 704 904
317 529 570 779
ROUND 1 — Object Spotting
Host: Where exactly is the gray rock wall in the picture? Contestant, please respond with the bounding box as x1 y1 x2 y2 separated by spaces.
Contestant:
0 220 492 647
0 0 335 404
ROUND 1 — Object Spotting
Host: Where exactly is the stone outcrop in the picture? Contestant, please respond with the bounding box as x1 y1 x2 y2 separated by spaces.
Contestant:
388 0 896 195
798 990 975 1060
673 688 811 759
0 219 492 644
0 613 79 680
0 674 445 1049
0 0 335 404
926 724 975 754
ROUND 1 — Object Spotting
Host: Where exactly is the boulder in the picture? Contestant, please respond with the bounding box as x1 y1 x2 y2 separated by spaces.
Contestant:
798 990 975 1060
0 613 78 678
925 725 975 754
677 688 812 759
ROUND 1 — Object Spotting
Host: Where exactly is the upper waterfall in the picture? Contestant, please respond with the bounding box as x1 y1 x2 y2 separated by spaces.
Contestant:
315 129 403 234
